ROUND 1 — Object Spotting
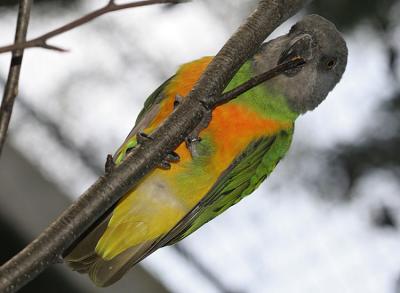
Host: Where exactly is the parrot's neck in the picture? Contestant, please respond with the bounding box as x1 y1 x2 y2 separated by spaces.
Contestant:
225 61 299 122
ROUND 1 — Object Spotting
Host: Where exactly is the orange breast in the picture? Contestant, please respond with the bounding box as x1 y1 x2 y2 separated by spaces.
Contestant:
144 56 291 173
206 104 290 168
149 56 214 128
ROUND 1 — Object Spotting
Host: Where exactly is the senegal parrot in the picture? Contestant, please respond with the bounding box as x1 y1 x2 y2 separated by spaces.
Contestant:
66 15 348 286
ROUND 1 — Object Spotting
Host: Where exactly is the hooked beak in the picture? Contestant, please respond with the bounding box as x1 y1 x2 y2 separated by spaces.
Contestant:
277 33 313 75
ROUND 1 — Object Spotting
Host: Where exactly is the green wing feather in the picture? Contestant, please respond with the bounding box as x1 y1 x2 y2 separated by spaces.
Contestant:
114 76 174 164
156 127 294 246
135 76 174 125
66 128 294 286
65 76 175 283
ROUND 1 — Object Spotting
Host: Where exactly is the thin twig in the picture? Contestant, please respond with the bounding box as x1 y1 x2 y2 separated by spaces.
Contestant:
0 0 185 54
218 57 306 106
0 0 308 292
0 0 32 158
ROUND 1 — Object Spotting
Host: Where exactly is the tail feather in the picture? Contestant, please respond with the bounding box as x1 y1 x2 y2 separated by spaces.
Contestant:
65 213 160 287
88 241 155 287
65 213 110 263
65 214 110 273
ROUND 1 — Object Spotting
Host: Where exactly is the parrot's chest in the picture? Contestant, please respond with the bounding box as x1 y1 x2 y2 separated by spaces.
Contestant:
158 103 289 207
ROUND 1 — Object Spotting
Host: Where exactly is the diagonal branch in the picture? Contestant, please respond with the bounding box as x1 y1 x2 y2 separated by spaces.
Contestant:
0 0 309 292
218 56 306 106
0 0 33 158
0 0 185 54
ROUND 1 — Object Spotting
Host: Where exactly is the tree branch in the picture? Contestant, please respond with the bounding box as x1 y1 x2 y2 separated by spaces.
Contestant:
0 0 184 158
0 0 32 158
0 0 309 292
0 0 185 54
0 73 234 290
218 56 305 106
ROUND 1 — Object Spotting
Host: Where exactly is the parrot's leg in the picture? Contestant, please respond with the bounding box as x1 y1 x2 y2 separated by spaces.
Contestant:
173 94 210 158
135 132 180 170
185 136 201 158
185 110 211 158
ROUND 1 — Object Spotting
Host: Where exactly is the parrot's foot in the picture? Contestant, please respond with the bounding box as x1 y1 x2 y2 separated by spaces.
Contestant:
158 151 180 170
174 94 209 158
185 109 211 158
165 151 180 163
136 132 180 170
105 154 115 175
173 95 184 109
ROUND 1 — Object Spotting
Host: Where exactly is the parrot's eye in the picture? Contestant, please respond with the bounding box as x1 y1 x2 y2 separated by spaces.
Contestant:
326 58 337 70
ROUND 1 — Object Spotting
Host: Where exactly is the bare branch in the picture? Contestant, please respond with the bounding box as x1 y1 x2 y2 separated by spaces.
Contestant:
218 57 306 106
40 42 68 52
0 0 186 55
0 0 184 157
0 0 309 292
0 0 32 157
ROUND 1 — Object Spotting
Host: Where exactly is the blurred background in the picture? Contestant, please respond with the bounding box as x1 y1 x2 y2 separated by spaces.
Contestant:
1 0 400 292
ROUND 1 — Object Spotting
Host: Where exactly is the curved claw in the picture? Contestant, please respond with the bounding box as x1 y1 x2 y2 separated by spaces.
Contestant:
158 151 180 170
126 147 134 154
137 132 153 144
165 151 180 163
186 136 202 145
158 160 171 170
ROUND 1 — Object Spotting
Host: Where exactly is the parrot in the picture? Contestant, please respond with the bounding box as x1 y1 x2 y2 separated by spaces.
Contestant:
65 14 348 286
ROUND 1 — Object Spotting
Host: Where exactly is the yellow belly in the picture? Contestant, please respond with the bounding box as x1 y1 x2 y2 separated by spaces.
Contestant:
96 139 215 260
96 106 290 260
96 172 189 259
95 57 291 259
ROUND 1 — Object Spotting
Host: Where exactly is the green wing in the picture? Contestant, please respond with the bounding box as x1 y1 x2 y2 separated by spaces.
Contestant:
114 76 174 164
82 128 295 281
135 76 174 125
67 84 294 286
160 127 294 246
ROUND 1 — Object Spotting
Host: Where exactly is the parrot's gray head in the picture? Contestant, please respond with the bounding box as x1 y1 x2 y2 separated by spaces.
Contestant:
253 14 348 114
